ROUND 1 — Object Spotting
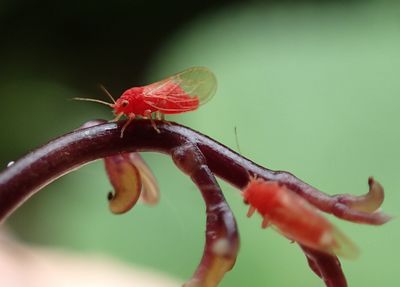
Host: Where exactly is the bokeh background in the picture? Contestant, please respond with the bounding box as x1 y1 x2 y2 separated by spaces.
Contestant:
1 0 399 286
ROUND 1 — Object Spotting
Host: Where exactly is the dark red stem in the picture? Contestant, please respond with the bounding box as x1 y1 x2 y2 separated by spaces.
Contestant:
172 143 239 285
300 245 347 287
0 120 387 225
0 119 387 287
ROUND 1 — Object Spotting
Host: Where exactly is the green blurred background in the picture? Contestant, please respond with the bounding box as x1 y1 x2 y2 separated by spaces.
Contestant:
1 0 399 286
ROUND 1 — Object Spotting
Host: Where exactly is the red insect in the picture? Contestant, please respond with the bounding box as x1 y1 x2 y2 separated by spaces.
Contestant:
75 67 217 136
242 177 359 259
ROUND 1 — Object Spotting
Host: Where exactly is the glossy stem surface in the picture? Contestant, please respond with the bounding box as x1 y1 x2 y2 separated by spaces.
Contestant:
0 119 387 287
0 120 387 225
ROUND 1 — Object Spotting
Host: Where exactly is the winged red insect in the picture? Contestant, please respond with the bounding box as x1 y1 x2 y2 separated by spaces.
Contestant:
75 67 217 136
242 177 359 259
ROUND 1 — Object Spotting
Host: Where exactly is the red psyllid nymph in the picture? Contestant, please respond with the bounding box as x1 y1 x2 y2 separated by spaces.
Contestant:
242 177 359 259
75 67 217 136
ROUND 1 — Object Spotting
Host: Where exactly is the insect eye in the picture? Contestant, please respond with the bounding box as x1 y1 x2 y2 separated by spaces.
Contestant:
121 100 129 108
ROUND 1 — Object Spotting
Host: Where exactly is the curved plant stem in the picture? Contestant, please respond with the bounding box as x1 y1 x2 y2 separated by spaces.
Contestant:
0 119 390 287
0 120 388 225
171 143 239 286
300 245 347 287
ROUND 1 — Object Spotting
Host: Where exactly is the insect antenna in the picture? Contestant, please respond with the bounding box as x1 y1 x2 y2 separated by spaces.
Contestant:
234 126 242 154
99 84 116 104
73 97 114 107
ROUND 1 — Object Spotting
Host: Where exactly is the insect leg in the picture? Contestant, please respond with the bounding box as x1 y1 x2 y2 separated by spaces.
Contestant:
112 113 124 122
155 111 162 120
144 110 160 133
157 111 173 126
261 215 271 229
247 206 256 217
120 113 135 138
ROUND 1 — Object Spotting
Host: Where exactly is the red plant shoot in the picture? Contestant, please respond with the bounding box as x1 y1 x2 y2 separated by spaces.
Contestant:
242 177 359 259
75 67 217 136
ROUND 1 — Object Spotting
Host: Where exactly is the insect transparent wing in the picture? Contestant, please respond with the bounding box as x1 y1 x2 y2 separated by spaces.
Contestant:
329 226 360 259
174 66 217 105
143 67 217 106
